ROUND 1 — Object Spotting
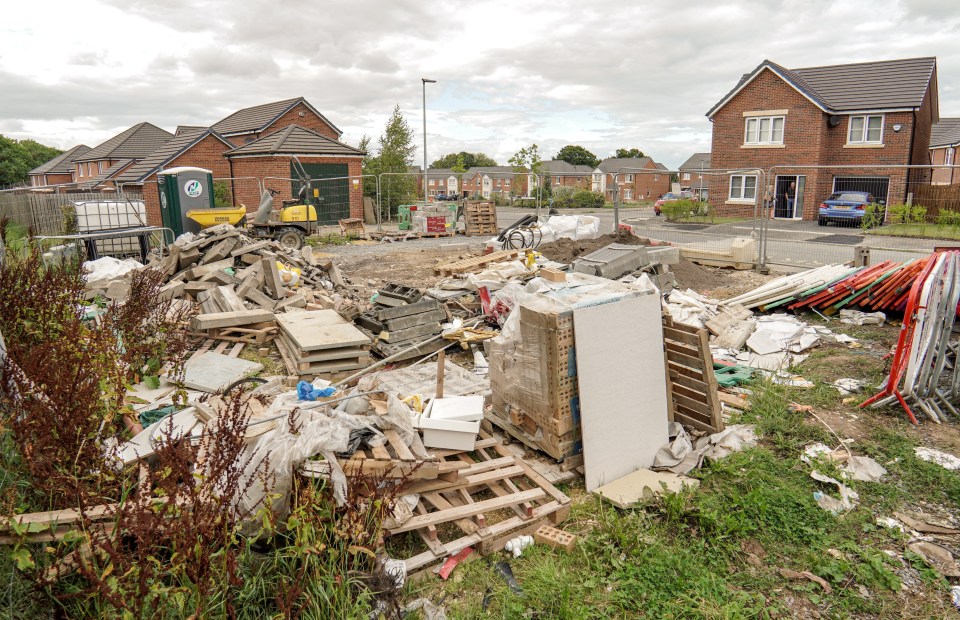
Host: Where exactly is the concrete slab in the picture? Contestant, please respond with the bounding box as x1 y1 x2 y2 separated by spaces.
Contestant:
182 352 263 393
593 468 699 508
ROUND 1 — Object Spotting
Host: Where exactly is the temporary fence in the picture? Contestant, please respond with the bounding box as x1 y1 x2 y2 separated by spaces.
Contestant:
0 189 144 236
758 164 960 270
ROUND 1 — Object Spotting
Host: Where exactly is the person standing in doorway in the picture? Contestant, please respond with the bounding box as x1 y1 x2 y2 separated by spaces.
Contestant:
786 181 796 217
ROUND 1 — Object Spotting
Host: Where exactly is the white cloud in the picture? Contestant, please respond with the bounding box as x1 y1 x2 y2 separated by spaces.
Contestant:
1 0 959 169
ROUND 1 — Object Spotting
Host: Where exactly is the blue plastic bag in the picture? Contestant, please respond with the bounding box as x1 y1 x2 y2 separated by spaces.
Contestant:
297 380 337 401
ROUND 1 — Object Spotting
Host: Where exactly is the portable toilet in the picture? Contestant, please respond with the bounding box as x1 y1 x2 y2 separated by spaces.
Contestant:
157 167 214 237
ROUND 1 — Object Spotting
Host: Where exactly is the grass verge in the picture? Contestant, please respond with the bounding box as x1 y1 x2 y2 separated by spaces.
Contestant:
864 223 960 240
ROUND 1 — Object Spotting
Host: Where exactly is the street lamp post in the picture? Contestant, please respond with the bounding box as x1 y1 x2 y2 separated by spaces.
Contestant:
422 78 437 204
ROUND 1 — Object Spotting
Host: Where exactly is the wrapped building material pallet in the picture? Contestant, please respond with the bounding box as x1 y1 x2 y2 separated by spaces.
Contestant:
489 303 582 462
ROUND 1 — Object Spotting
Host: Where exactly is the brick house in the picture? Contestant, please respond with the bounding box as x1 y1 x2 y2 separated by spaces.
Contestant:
112 128 235 226
211 97 342 147
705 57 939 220
592 157 670 202
28 144 90 187
930 118 960 185
424 168 461 198
225 125 365 223
540 160 593 189
71 122 173 189
678 153 711 197
462 166 527 198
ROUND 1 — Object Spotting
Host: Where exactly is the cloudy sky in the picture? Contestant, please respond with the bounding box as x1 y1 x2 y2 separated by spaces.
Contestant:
2 0 959 169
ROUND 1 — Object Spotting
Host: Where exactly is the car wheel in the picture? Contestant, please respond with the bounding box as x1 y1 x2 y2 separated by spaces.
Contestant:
277 228 304 251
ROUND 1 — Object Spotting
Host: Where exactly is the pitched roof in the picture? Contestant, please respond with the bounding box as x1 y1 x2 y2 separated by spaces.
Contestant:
540 160 595 174
75 159 135 189
114 128 232 184
211 97 342 137
426 168 456 176
466 166 520 175
596 157 653 173
707 57 937 118
931 118 960 148
678 153 711 171
75 123 173 162
224 125 364 157
29 144 91 175
655 163 669 171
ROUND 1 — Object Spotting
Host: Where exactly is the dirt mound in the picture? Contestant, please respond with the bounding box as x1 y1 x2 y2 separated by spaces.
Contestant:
537 233 643 263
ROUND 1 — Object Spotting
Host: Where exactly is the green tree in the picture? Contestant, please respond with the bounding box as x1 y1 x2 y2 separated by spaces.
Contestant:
615 147 646 159
554 145 599 168
431 151 498 169
509 144 543 198
363 107 417 217
0 135 62 187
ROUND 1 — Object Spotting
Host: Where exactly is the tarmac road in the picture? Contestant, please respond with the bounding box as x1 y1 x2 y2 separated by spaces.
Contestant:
493 206 942 270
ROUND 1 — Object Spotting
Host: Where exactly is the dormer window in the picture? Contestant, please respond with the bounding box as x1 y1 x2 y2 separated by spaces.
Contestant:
848 115 883 144
744 115 784 145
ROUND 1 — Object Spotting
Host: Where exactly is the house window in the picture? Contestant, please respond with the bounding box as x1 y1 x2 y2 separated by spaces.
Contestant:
682 173 691 180
429 190 435 196
744 116 785 144
848 115 883 144
89 163 95 176
729 175 757 201
625 174 634 182
505 179 511 186
947 148 954 166
429 179 435 186
623 189 633 200
98 161 104 174
654 174 659 181
78 165 84 178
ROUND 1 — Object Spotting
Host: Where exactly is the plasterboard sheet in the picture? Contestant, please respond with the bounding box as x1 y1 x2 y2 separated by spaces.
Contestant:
574 294 669 492
182 352 263 393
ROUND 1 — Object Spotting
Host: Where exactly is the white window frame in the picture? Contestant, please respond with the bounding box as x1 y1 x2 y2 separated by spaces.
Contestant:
728 175 757 202
429 179 435 186
428 189 435 196
654 174 659 181
625 174 634 182
78 164 84 178
744 115 785 145
947 148 955 166
623 189 633 200
682 172 691 180
848 114 884 144
98 161 104 174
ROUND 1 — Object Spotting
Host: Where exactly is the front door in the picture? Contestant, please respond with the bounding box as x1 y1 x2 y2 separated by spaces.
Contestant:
774 175 804 219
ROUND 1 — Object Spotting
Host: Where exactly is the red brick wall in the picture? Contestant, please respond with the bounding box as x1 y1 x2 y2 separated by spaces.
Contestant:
142 134 234 226
222 102 341 147
228 155 363 219
931 147 958 185
707 67 931 219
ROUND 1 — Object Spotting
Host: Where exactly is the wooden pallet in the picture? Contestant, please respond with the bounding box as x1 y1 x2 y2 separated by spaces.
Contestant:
433 249 521 276
386 430 572 575
300 428 470 481
189 338 245 361
418 231 456 238
188 322 278 345
661 314 724 433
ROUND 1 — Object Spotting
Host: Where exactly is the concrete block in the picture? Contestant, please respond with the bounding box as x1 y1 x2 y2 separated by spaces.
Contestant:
646 246 680 266
593 469 699 508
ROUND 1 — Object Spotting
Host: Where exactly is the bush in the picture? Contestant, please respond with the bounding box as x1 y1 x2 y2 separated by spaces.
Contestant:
571 189 604 209
887 203 927 224
661 199 703 222
860 203 886 229
550 186 575 208
936 208 960 228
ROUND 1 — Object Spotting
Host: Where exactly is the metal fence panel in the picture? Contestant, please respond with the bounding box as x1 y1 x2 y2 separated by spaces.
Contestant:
0 190 143 236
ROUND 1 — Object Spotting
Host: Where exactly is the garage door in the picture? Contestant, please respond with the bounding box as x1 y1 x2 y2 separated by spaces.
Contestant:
292 162 349 224
832 177 890 205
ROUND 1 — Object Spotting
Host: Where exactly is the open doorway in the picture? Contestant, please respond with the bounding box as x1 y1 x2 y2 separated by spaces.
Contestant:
774 175 805 219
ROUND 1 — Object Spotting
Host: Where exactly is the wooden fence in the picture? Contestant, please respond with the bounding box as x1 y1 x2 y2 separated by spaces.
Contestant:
0 191 143 236
912 184 960 217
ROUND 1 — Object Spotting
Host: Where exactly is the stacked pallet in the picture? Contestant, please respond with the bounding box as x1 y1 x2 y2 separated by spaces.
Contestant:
274 310 372 379
433 249 521 276
488 304 582 465
464 201 498 236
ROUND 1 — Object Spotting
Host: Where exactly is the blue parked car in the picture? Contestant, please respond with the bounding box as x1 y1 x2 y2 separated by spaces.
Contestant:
817 191 876 226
